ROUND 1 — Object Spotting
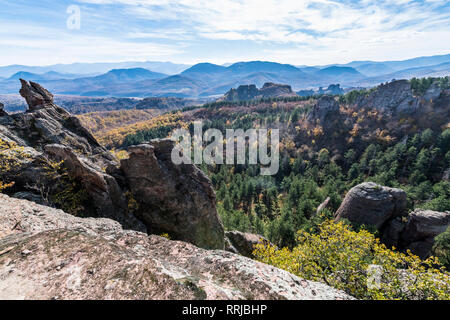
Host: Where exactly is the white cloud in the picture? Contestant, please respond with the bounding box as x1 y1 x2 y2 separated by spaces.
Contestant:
1 0 449 65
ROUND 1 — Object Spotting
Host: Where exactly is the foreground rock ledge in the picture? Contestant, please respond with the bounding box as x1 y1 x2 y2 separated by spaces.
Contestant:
0 194 353 300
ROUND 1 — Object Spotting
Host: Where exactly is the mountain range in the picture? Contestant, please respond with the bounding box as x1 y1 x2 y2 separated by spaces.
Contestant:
0 53 449 98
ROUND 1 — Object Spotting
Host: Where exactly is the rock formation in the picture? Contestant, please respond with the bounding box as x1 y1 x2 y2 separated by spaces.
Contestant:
298 84 344 97
399 210 450 259
0 194 353 300
335 182 449 259
19 79 54 111
0 102 6 117
221 82 297 102
120 141 225 249
307 95 340 123
0 80 224 249
335 182 407 229
258 82 298 98
225 231 270 258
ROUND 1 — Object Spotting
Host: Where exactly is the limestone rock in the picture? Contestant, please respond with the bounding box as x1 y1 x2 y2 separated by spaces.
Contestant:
225 231 270 258
120 140 225 249
335 182 407 229
0 194 353 300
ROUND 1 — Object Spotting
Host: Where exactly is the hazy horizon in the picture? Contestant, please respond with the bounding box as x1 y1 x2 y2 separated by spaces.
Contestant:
1 52 450 69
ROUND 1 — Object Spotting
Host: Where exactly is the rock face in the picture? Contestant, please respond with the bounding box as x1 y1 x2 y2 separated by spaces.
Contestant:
258 82 297 98
0 194 353 300
335 182 407 229
120 140 225 250
0 80 224 249
399 210 450 259
335 182 449 259
318 84 344 95
225 231 270 258
19 79 54 111
298 84 344 97
356 80 419 113
0 102 6 116
222 82 297 102
222 84 259 101
307 96 340 123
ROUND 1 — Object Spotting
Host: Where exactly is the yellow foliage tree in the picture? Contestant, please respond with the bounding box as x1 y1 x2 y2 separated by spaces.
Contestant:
253 220 450 300
0 139 31 193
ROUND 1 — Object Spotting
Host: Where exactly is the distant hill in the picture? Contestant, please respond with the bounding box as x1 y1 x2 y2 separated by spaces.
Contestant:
317 66 363 77
7 71 82 81
0 61 190 78
89 68 167 83
0 54 449 98
182 63 227 75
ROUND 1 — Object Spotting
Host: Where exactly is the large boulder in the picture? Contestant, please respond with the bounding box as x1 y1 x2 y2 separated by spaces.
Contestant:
335 182 407 229
120 140 225 250
399 210 450 259
225 231 270 258
0 194 353 300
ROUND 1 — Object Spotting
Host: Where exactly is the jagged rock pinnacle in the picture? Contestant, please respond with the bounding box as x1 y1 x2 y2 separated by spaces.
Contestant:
19 79 54 111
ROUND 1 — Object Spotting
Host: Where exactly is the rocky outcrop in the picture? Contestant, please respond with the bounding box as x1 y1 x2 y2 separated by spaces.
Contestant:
0 80 141 230
335 182 449 259
355 80 418 113
222 84 259 101
0 194 353 300
258 82 297 98
225 231 270 258
0 80 224 249
318 84 344 95
0 102 6 117
19 79 54 111
120 140 225 250
298 84 344 97
335 182 407 229
354 80 444 114
307 96 340 123
399 210 450 259
221 82 297 102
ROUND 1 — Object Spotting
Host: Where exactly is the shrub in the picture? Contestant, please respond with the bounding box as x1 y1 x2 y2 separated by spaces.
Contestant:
253 220 450 300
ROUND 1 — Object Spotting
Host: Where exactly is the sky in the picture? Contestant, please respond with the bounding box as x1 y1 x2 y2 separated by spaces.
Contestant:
0 0 449 67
